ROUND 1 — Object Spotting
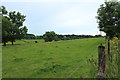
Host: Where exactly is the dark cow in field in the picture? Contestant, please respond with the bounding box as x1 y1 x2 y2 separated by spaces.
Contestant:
35 41 38 43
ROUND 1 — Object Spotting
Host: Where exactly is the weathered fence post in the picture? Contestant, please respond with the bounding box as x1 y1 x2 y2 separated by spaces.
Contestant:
98 44 106 78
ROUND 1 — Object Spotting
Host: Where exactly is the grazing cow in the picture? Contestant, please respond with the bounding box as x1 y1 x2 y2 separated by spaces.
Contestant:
35 41 38 43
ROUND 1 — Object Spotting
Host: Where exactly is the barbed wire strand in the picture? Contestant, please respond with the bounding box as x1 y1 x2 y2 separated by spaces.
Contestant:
65 48 97 78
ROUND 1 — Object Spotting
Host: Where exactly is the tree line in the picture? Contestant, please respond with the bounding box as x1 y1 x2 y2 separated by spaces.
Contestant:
1 6 28 46
24 31 102 42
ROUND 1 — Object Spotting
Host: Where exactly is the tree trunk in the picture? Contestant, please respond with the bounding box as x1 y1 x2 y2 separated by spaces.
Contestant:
108 38 110 57
118 33 120 39
118 35 120 51
118 39 120 51
3 42 6 46
12 41 14 45
107 36 111 61
118 37 120 40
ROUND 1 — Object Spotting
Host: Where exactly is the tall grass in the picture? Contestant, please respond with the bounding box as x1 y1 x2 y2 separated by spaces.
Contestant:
106 38 119 78
88 38 119 79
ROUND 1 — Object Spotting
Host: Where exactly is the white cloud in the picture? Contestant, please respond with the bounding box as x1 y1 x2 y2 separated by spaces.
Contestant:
53 5 96 28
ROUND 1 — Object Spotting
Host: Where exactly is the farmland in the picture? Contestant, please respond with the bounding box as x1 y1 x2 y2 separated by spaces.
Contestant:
2 38 104 78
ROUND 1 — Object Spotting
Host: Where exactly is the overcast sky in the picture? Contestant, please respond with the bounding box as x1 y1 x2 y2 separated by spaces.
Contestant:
2 0 108 35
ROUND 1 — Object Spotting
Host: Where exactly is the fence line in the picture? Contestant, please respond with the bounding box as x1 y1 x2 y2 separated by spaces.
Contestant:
66 64 81 78
65 49 96 78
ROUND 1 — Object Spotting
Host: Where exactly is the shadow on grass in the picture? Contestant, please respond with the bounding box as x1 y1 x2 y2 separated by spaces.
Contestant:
2 44 21 46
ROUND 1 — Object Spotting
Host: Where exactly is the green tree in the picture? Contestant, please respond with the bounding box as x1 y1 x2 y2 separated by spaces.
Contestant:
96 1 120 57
8 11 27 45
114 2 120 39
43 31 59 42
2 6 28 45
2 16 13 46
1 6 7 15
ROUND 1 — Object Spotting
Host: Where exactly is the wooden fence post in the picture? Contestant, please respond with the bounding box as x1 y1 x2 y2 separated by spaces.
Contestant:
98 44 106 78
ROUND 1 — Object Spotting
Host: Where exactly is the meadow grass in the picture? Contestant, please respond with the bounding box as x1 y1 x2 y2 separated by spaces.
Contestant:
2 38 104 78
105 38 119 78
0 43 2 79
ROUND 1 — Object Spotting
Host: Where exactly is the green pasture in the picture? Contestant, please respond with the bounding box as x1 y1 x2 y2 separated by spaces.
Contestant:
2 38 104 78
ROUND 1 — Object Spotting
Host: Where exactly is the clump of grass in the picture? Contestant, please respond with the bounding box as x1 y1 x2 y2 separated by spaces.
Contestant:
46 57 53 60
13 57 25 62
87 57 98 78
35 62 67 74
55 46 58 48
66 47 69 48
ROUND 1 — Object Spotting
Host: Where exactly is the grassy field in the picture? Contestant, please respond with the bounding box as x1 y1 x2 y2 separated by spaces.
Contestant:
2 38 104 78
